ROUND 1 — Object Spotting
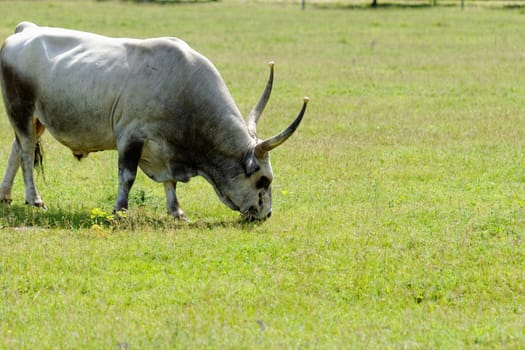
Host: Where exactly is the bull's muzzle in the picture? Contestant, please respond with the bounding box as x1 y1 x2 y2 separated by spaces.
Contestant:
242 207 272 221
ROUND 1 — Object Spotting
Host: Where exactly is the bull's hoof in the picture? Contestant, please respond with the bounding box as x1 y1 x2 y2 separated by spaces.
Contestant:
112 208 128 219
25 201 48 211
170 209 188 221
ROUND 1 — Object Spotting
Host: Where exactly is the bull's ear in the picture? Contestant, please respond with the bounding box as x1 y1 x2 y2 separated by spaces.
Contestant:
243 149 260 176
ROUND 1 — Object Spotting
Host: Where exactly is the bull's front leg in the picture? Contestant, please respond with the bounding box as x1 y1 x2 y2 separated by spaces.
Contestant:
114 139 144 213
164 181 187 220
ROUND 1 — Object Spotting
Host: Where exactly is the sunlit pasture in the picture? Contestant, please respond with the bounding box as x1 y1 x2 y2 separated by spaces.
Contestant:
1 1 525 348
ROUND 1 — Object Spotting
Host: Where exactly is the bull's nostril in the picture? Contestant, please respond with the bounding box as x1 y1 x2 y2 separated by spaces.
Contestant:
267 211 272 218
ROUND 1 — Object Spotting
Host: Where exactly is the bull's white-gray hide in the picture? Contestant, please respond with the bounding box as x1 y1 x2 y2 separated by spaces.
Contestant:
0 22 308 221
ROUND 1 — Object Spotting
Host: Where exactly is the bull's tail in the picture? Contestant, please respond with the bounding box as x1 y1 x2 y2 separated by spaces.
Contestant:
34 140 45 181
33 119 46 181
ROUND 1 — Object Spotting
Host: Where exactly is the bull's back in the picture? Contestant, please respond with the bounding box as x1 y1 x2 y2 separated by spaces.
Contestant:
2 26 202 115
2 27 130 107
1 24 231 154
1 26 195 150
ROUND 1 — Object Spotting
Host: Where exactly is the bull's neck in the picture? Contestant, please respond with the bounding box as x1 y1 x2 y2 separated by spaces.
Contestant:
186 112 252 185
207 113 254 158
186 73 255 162
191 98 255 159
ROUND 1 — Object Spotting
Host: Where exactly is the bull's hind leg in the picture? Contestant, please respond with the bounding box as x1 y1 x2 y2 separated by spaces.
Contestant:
0 136 45 208
13 122 46 208
1 65 46 208
0 121 46 206
0 140 21 204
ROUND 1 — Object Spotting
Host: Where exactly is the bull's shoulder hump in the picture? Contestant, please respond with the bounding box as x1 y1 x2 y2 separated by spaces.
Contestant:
124 36 207 66
138 37 197 56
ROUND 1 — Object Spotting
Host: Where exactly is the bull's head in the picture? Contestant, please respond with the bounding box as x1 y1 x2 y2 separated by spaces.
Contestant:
211 62 308 221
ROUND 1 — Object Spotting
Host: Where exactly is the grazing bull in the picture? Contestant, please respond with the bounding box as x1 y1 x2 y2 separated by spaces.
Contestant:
0 22 308 221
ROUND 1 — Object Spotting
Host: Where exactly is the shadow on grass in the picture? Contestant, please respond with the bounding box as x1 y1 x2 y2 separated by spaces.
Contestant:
500 4 525 10
313 2 459 10
0 205 91 229
0 204 254 231
185 218 262 232
0 205 92 229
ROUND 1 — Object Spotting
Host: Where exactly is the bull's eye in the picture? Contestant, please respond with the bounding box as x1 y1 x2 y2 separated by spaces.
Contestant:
256 176 271 190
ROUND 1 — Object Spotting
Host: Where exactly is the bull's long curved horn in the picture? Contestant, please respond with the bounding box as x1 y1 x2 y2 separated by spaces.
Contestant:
255 97 309 158
247 62 274 137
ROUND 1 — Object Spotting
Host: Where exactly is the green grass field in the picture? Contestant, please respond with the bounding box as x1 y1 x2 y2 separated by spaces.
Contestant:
1 1 525 348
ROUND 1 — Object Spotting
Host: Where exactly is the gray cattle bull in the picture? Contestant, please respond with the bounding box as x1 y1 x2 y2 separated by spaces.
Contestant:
0 22 308 221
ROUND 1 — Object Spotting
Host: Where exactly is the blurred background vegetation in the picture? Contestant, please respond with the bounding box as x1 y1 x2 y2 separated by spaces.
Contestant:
98 0 525 9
